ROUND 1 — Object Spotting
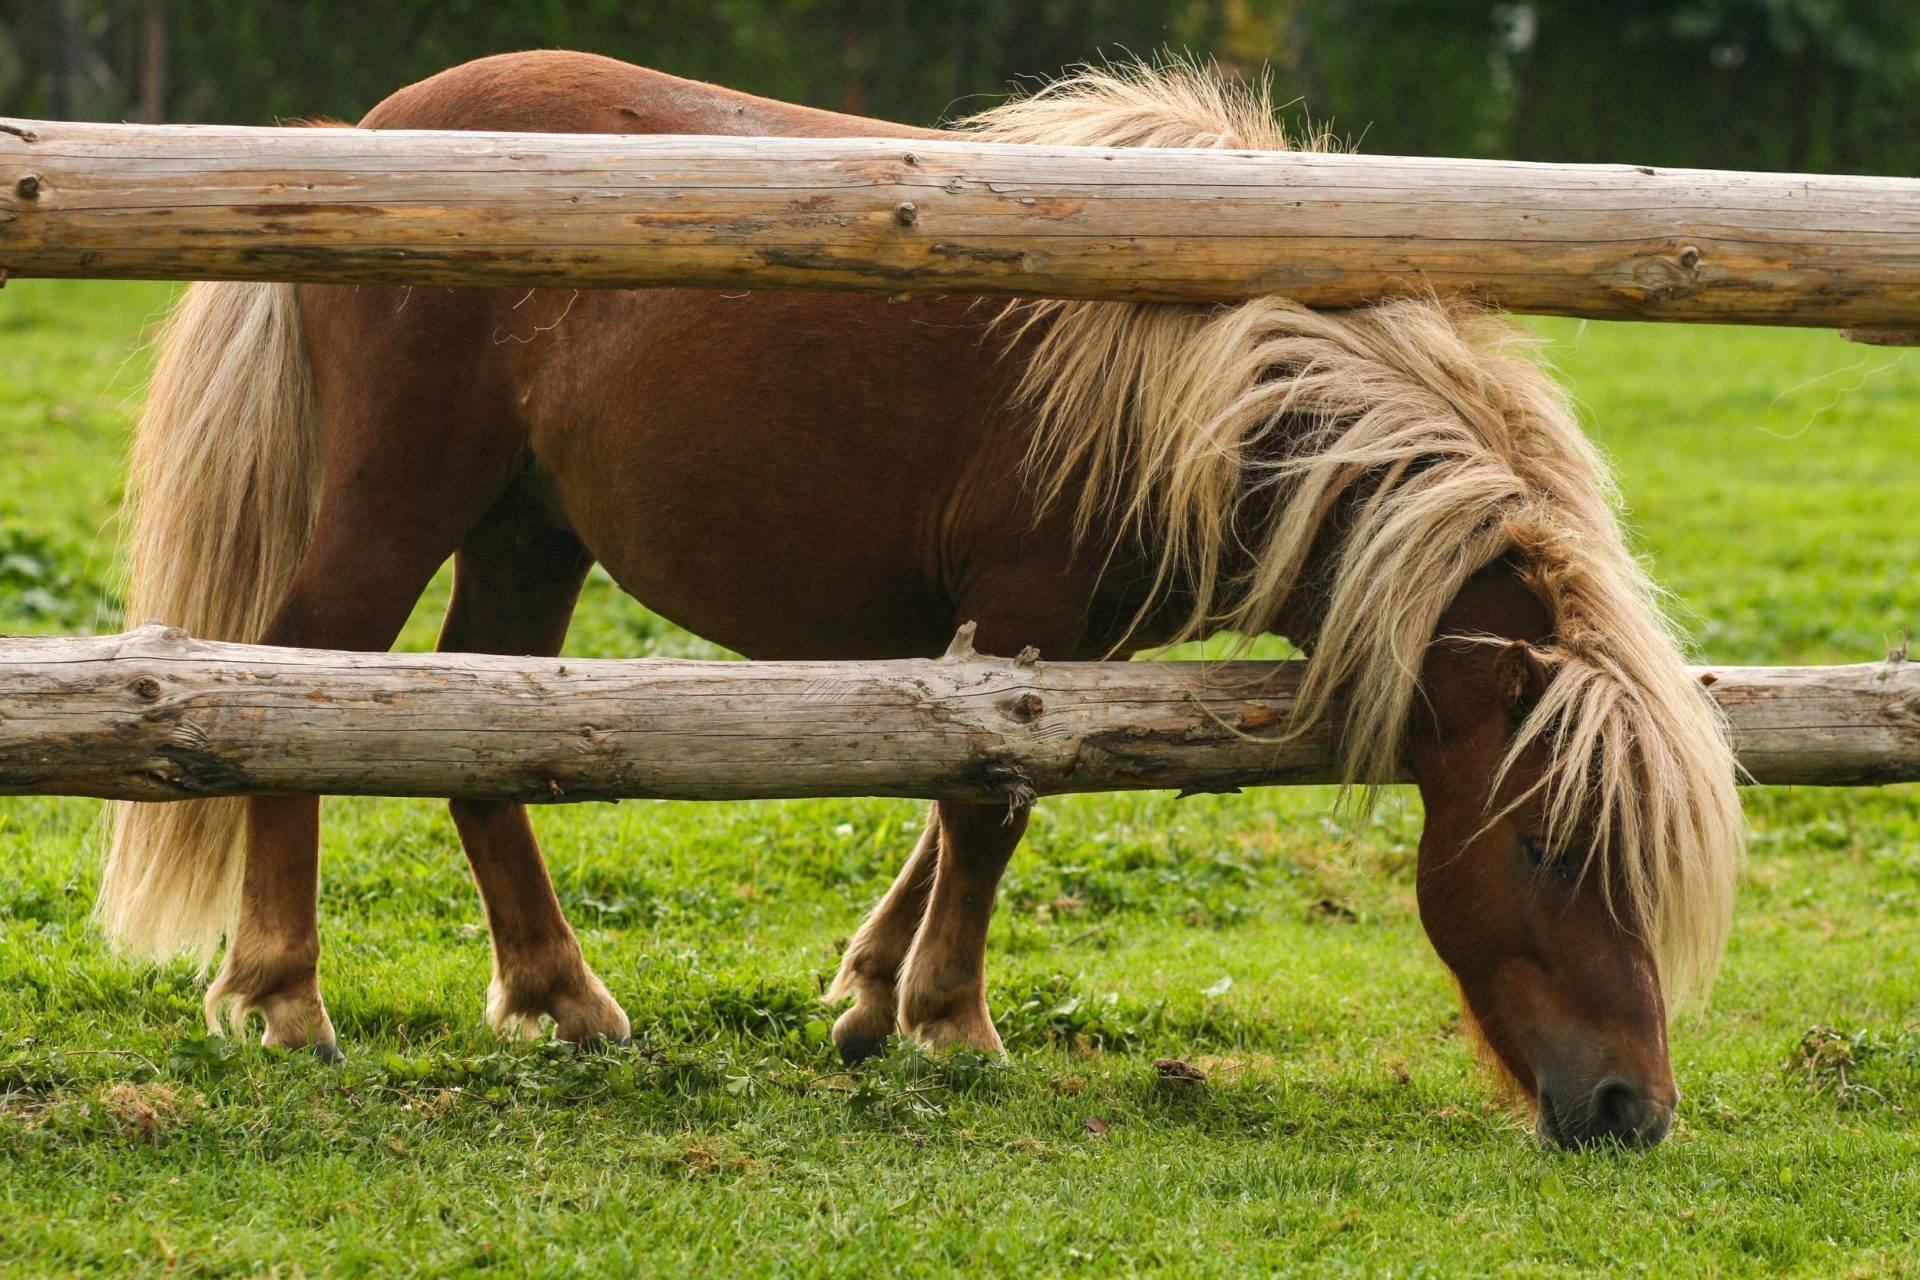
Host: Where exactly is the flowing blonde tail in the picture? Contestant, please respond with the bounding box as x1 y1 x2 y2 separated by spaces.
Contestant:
98 281 322 967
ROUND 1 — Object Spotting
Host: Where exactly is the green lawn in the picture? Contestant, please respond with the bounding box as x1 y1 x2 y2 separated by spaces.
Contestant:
1 280 1916 1277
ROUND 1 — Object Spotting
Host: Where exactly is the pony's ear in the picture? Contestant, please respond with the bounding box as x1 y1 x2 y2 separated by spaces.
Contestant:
1493 640 1550 721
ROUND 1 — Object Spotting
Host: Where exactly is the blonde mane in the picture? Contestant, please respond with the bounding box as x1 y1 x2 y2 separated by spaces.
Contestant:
953 61 1743 997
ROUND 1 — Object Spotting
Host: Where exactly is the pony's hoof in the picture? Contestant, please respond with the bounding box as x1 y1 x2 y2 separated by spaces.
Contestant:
573 1031 633 1051
491 970 632 1047
901 1002 1006 1057
838 1036 888 1066
312 1041 345 1065
831 990 897 1064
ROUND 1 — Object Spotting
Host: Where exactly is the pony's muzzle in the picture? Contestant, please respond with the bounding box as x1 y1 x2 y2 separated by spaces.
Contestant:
1536 1074 1675 1150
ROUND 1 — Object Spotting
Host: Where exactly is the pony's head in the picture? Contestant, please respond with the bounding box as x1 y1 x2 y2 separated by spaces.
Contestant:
1413 619 1677 1146
1407 543 1739 1148
965 59 1744 1148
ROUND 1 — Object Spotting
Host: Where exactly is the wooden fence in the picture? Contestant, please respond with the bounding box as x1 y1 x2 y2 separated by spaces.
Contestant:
0 119 1913 800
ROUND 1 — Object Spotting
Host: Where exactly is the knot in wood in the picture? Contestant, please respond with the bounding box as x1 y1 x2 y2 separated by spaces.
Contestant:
14 173 39 200
1008 692 1044 722
1237 703 1280 730
893 201 918 227
129 676 163 701
1677 244 1702 271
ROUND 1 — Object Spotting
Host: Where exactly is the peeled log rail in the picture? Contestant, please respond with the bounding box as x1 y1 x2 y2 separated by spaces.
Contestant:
0 626 1914 805
5 121 1920 329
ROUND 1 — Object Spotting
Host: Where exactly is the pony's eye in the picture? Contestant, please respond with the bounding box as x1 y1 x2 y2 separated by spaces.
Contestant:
1522 838 1574 882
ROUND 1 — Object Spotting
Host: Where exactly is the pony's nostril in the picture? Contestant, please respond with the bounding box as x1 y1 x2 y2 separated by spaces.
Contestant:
1592 1078 1654 1142
1610 1083 1676 1147
1539 1078 1672 1149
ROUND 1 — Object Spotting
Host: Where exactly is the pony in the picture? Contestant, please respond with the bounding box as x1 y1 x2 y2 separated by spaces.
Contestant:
99 51 1742 1148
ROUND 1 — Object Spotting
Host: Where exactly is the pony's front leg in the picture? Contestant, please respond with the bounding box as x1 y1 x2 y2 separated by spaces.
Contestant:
827 809 940 1062
204 795 339 1060
452 799 630 1044
895 800 1030 1054
437 510 628 1045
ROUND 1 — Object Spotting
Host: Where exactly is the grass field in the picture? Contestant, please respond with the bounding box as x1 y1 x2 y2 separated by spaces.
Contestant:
1 280 1916 1277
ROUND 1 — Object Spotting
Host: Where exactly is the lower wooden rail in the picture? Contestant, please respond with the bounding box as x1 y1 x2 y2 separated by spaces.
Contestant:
1 625 1913 803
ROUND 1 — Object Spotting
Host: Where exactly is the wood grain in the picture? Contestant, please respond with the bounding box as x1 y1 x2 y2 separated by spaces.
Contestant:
4 120 1920 325
2 626 1912 804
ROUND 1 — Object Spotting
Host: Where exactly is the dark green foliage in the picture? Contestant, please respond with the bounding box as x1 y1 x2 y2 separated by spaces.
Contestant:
1 0 1196 127
1501 0 1920 173
1271 0 1920 172
5 1 1919 172
0 520 107 628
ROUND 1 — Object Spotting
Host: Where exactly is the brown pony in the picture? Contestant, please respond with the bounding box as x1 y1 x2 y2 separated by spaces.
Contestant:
99 52 1742 1148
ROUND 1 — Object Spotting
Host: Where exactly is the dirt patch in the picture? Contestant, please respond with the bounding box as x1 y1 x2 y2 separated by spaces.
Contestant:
99 1083 183 1144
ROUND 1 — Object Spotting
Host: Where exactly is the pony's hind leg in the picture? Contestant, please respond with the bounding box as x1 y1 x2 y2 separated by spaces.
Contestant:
205 491 498 1056
826 808 939 1062
438 500 630 1044
205 795 334 1054
203 319 536 1056
895 801 1031 1054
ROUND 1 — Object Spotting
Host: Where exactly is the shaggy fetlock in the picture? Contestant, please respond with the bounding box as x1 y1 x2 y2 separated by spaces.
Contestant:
486 960 630 1045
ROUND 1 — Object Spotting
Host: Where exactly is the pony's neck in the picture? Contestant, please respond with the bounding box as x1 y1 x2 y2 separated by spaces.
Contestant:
1256 485 1364 657
1081 410 1339 656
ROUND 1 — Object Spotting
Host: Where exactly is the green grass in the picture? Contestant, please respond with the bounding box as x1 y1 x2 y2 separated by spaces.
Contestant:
2 280 1917 1277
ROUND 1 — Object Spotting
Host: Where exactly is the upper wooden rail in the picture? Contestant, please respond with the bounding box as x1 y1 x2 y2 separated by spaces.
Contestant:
4 119 1920 328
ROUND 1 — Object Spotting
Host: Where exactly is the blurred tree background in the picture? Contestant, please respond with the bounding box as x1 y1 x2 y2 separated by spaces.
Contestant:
2 0 1916 173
